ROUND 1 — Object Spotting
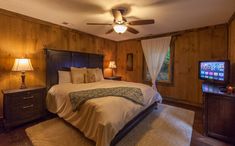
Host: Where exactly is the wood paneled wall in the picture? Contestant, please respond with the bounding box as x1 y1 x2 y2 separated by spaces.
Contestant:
117 25 228 106
0 9 117 117
0 8 232 116
229 14 235 85
116 40 144 83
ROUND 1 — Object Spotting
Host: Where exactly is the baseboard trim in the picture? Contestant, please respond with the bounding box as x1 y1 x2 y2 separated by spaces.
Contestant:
0 117 4 133
163 96 203 108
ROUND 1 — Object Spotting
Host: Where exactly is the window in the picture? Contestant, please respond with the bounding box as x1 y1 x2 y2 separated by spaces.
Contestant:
143 44 174 85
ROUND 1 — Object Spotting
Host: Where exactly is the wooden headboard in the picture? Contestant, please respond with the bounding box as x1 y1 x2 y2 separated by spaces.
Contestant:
45 49 104 90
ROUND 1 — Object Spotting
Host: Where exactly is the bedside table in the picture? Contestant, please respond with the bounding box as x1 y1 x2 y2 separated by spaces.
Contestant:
104 76 122 81
2 86 47 129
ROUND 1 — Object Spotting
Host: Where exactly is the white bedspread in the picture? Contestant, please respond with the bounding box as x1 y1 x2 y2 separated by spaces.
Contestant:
47 80 161 146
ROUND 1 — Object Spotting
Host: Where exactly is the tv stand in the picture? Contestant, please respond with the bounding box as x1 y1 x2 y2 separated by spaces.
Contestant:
218 87 227 92
202 83 235 144
202 82 227 93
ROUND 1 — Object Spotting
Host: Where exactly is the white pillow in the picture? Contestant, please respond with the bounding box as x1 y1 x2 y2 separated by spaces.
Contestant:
58 71 71 84
70 67 87 84
86 68 104 82
96 68 104 81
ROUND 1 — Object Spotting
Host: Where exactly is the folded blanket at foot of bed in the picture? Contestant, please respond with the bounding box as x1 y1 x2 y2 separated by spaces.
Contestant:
69 87 145 111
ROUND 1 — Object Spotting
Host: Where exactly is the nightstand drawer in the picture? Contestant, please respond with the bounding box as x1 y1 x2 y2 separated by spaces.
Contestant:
7 103 42 121
2 86 46 129
7 92 43 106
104 76 122 80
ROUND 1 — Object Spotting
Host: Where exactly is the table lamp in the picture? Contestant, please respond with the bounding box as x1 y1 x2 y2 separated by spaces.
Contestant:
109 61 116 77
12 58 34 89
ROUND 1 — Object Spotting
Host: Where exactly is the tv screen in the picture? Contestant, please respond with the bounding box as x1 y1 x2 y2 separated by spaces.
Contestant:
199 60 229 84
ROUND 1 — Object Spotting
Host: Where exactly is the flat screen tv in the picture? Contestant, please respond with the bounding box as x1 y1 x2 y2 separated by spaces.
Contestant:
199 60 230 84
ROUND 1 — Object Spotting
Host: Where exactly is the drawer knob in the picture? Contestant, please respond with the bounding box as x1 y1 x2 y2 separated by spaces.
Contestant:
22 104 34 109
23 96 34 100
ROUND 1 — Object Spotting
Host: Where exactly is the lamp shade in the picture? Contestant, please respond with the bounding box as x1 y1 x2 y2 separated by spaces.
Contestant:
12 58 34 72
109 61 117 69
113 24 127 34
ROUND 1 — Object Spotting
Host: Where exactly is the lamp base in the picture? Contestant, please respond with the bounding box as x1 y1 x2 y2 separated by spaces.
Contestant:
20 72 27 89
111 69 116 77
20 83 27 89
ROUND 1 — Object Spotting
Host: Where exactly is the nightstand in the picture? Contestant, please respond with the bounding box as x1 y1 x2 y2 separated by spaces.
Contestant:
104 76 122 81
2 86 47 129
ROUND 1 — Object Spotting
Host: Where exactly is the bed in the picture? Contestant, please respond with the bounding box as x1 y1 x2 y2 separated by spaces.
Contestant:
45 49 160 146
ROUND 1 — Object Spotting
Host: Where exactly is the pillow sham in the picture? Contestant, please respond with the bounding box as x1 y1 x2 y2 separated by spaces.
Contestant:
70 67 87 84
58 71 71 84
86 72 96 83
96 68 104 81
86 68 104 82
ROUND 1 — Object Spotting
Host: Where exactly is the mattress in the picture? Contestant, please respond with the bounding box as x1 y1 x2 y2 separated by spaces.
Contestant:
47 80 161 146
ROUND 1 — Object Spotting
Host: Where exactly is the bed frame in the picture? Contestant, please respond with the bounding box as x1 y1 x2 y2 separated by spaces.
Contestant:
45 48 157 145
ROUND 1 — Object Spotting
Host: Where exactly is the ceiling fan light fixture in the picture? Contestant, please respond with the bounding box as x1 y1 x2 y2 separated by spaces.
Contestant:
113 24 127 34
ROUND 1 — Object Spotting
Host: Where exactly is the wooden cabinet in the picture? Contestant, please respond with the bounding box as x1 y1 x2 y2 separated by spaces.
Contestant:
2 86 47 129
203 83 235 144
104 76 122 81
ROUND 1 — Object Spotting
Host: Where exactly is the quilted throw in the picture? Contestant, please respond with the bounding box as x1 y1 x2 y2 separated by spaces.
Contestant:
69 87 145 111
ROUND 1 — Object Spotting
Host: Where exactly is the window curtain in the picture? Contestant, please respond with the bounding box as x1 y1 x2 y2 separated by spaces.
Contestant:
141 36 172 101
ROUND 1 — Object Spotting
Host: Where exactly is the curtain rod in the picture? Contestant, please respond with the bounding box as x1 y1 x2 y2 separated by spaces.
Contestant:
139 32 181 41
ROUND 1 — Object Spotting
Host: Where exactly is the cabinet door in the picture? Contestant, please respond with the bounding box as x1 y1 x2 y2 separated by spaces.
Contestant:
207 95 224 135
222 98 235 143
207 95 235 143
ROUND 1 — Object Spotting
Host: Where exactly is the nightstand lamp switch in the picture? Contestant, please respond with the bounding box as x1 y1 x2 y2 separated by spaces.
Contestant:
109 61 116 77
12 58 34 89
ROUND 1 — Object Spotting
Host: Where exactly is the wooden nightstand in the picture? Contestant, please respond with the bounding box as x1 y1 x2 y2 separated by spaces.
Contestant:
104 76 122 81
2 86 47 129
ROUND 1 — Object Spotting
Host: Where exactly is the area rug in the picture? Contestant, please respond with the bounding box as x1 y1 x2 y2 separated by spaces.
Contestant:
26 104 195 146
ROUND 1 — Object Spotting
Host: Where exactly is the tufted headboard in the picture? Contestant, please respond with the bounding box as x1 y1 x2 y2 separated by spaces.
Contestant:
44 48 104 90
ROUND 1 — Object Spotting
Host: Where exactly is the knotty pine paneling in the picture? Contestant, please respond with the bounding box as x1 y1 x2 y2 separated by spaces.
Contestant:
117 25 228 106
116 40 143 83
229 17 235 85
0 9 117 117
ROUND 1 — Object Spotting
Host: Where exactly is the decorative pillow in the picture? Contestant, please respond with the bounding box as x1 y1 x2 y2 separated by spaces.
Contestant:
86 68 104 82
85 72 96 83
96 68 104 81
70 67 87 84
58 71 71 84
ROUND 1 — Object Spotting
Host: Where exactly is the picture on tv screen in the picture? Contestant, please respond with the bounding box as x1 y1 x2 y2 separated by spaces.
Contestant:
199 62 225 81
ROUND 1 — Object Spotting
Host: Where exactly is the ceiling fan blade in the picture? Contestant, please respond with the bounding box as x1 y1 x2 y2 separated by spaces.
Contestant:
127 26 139 34
128 19 155 25
87 23 112 25
105 29 114 34
112 9 123 23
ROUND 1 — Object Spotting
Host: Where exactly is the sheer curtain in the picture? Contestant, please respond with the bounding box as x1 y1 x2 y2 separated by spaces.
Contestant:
141 36 171 101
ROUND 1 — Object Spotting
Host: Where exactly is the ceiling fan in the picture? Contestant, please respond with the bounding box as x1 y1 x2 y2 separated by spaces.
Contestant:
86 8 155 34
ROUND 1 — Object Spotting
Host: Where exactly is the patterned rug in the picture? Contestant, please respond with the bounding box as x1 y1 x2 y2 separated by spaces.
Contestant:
26 104 194 146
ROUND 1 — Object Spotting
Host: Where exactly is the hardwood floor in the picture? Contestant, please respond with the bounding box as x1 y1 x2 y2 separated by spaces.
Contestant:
0 101 232 146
